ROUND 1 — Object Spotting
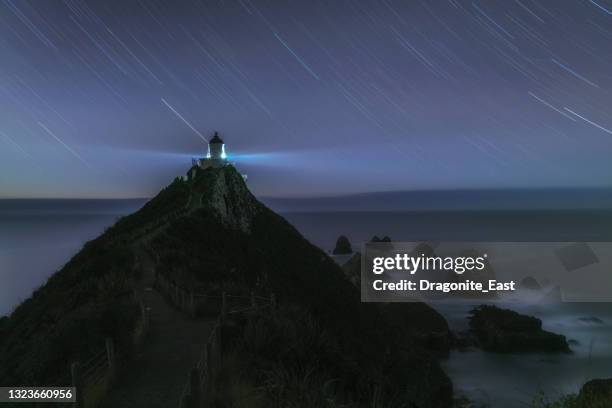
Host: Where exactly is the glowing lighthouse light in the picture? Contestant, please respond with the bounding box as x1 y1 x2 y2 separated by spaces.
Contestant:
196 132 229 170
188 131 248 182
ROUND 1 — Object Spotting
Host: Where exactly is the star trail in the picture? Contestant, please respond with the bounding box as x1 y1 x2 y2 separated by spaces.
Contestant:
0 0 610 198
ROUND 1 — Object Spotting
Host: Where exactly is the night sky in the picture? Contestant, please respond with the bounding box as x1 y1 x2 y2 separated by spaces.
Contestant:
0 0 611 198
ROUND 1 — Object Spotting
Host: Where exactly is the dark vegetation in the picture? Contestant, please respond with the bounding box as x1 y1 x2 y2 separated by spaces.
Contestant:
106 177 190 240
469 305 570 353
208 305 452 408
533 378 612 407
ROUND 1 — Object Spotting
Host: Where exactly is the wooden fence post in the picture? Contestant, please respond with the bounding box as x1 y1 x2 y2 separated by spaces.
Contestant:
71 362 84 408
140 301 148 333
190 291 196 317
270 292 276 309
221 292 227 323
205 342 213 387
190 367 201 407
105 338 115 373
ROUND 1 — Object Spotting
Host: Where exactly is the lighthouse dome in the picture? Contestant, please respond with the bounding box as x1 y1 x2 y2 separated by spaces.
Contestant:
210 132 224 144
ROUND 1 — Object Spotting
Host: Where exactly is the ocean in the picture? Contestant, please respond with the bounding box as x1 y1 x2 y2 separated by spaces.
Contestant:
1 199 612 406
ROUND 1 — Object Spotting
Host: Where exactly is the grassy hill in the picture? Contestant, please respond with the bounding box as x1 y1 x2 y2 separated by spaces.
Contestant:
0 165 453 407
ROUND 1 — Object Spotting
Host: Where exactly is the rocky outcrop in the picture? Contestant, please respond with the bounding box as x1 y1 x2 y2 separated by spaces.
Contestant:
579 379 612 404
191 165 259 232
468 305 570 353
332 235 352 254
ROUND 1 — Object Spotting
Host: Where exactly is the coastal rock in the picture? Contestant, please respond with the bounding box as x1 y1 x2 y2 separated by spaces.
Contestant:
332 235 352 255
468 305 570 353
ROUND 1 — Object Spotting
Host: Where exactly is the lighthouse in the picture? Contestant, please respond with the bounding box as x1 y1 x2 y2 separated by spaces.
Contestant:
188 131 246 181
196 132 229 170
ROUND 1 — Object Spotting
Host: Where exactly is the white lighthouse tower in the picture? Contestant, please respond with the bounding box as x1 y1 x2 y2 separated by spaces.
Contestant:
196 132 229 170
188 131 246 181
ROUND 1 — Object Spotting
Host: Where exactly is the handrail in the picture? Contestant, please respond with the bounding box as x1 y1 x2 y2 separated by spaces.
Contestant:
154 276 276 408
69 297 149 408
